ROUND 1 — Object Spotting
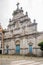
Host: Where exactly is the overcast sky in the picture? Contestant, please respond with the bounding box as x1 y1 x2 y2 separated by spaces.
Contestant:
0 0 43 31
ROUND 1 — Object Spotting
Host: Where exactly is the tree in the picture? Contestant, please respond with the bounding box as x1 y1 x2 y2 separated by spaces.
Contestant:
38 42 43 56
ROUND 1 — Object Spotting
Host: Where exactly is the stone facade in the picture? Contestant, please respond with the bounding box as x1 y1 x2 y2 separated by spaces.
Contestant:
0 3 43 56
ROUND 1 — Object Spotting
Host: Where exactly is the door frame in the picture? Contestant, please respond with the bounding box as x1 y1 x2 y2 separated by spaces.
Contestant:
29 45 32 54
16 44 20 54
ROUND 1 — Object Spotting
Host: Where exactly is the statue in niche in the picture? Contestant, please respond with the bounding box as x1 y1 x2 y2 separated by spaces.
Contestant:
15 21 21 29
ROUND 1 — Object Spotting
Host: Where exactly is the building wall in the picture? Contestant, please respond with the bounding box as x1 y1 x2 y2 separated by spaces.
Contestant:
3 32 43 56
1 3 43 56
4 39 15 54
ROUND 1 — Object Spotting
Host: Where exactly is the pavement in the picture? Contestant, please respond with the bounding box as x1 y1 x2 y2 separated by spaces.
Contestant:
0 59 43 65
11 60 43 65
0 55 43 65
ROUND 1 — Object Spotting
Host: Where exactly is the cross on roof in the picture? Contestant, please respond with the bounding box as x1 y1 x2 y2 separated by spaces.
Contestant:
16 3 19 10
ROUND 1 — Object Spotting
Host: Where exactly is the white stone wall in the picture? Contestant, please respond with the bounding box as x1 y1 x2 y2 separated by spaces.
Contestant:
13 23 37 35
20 37 28 54
4 39 15 54
4 32 43 56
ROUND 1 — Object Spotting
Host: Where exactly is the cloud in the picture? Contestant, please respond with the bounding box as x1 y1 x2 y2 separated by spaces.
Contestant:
0 0 43 31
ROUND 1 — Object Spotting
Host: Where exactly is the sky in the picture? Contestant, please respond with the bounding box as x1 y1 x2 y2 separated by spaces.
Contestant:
0 0 43 31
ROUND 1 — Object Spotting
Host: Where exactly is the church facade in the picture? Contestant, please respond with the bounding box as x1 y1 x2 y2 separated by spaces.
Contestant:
0 3 43 56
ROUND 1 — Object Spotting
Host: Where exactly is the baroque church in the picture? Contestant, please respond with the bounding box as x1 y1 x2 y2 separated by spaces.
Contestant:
0 3 43 56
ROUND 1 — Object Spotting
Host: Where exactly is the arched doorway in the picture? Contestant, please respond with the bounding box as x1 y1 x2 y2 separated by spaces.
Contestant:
6 45 9 54
15 40 20 54
29 42 33 54
29 45 32 54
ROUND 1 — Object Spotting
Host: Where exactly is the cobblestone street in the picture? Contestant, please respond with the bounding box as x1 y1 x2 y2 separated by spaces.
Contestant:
11 60 43 65
0 55 43 65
